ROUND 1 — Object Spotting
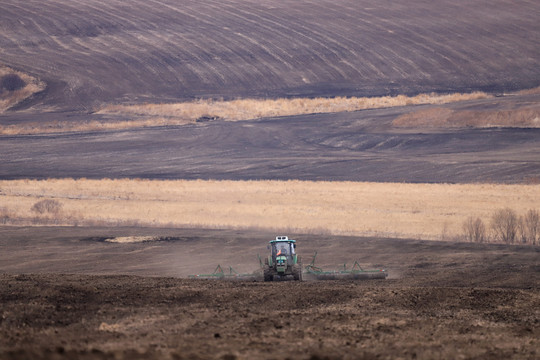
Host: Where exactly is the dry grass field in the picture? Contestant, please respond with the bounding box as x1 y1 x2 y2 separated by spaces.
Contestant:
1 179 539 240
99 93 490 121
2 90 540 135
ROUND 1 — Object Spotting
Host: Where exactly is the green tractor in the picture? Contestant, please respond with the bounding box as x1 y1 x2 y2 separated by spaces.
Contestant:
263 236 302 281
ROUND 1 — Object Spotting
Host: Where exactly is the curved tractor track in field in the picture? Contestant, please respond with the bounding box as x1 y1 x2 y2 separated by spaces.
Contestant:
1 0 539 111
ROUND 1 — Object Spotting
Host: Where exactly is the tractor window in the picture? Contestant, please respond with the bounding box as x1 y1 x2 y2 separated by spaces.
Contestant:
271 241 296 257
275 242 291 255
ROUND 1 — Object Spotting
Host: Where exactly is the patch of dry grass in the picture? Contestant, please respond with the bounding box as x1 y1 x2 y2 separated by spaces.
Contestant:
0 66 46 113
0 91 489 135
0 117 191 136
105 236 158 243
98 92 490 121
518 86 540 95
394 107 540 128
1 179 538 241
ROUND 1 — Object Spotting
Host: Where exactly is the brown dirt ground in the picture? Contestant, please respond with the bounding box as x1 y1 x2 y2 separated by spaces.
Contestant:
0 227 538 359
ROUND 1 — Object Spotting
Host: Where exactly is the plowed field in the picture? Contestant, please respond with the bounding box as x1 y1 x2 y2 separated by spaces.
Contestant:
0 227 539 359
2 99 540 182
1 2 540 358
1 0 540 182
1 0 539 110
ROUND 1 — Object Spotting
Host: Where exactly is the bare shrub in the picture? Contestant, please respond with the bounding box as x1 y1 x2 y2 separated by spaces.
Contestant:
0 207 11 224
522 209 539 245
490 208 518 244
518 216 527 244
462 216 486 243
31 199 63 215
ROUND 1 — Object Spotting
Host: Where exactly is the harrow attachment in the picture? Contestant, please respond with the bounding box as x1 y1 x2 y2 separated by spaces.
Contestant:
188 264 261 281
187 240 387 281
304 252 388 280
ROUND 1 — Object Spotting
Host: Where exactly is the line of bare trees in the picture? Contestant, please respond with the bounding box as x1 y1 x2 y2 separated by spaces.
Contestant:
463 208 539 245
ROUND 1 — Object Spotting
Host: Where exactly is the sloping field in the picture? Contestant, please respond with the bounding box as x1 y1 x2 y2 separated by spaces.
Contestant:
2 102 540 182
2 3 539 359
1 0 539 111
1 0 540 183
0 91 495 135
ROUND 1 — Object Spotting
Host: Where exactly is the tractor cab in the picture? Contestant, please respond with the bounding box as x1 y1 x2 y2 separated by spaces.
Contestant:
270 236 296 259
264 236 301 281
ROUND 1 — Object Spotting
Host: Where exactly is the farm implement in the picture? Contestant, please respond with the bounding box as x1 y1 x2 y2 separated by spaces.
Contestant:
188 236 388 281
304 251 388 280
188 264 260 281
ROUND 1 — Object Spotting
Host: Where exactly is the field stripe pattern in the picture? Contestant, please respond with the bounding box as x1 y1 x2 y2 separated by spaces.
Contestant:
1 0 539 110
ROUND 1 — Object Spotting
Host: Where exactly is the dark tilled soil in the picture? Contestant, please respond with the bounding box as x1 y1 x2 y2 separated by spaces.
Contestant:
2 0 539 111
0 227 539 359
2 98 540 183
2 0 540 183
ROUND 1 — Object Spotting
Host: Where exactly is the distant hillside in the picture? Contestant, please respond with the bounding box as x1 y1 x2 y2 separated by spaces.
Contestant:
1 0 539 111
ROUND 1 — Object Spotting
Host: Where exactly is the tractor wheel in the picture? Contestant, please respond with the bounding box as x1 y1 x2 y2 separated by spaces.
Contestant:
263 266 273 282
293 261 303 281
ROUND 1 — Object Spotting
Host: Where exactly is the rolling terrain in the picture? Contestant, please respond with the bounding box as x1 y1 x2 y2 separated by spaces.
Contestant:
1 0 540 182
1 2 540 358
1 0 539 111
2 99 540 182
